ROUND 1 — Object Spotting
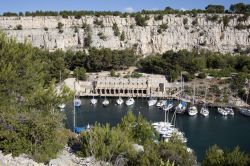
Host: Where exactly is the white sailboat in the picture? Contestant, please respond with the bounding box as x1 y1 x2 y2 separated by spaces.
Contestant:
200 85 209 117
225 107 234 116
156 100 166 108
240 108 250 116
148 97 157 107
152 103 187 143
188 84 198 116
102 97 109 106
240 93 250 116
163 100 173 111
74 97 81 107
218 107 228 116
90 96 98 105
126 97 135 106
58 71 66 110
176 74 187 114
116 96 124 105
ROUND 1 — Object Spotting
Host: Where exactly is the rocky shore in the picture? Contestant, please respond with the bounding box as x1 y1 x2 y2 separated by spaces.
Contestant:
0 147 108 166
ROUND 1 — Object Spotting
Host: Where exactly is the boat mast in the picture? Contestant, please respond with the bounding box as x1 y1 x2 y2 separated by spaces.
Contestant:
204 85 207 107
192 83 195 105
73 80 76 131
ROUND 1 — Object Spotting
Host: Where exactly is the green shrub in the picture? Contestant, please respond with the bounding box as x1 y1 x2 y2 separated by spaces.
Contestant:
192 19 198 26
44 27 48 31
97 32 107 40
135 14 149 26
154 14 163 21
183 18 188 25
222 16 230 28
57 22 64 29
112 23 120 36
206 15 219 22
120 31 125 41
93 19 104 27
74 67 87 80
15 24 23 30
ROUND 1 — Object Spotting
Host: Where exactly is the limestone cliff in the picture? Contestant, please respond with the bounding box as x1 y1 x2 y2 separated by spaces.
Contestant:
0 14 249 55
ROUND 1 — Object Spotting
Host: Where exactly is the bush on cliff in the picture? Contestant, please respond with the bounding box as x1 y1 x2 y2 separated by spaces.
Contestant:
0 31 73 162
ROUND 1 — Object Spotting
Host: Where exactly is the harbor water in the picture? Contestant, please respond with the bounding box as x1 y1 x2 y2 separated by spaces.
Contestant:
64 97 250 161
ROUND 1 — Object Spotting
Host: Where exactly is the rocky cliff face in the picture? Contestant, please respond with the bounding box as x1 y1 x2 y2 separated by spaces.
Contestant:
0 14 249 55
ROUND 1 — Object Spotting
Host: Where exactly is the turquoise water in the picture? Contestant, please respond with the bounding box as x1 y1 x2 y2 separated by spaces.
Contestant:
64 97 250 161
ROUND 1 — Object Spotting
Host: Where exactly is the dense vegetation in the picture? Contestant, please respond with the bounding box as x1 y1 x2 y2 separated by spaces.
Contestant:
138 49 250 80
72 111 196 165
2 3 250 17
0 32 73 162
203 145 250 166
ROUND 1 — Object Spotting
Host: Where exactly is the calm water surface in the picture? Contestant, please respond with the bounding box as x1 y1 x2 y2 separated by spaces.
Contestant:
64 97 250 161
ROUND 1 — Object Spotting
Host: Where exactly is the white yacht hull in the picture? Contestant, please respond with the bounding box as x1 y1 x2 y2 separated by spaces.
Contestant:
126 98 135 106
90 99 97 105
148 99 157 107
116 98 124 105
102 99 109 106
188 106 198 116
200 107 209 117
218 108 228 116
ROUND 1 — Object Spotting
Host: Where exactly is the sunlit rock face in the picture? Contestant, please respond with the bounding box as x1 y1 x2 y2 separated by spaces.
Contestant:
0 14 249 55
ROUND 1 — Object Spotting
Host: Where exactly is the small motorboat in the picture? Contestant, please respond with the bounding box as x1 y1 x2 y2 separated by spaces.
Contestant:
148 98 157 107
188 106 198 116
218 107 228 116
74 98 81 107
116 97 124 105
175 101 187 114
126 97 135 106
90 96 98 105
102 97 109 106
239 108 250 117
163 100 173 111
225 107 234 116
200 107 209 117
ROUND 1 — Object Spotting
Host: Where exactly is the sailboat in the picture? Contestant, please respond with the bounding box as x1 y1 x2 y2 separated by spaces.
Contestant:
74 97 81 107
163 100 173 111
200 85 209 117
217 107 228 116
126 97 135 106
176 74 187 114
116 96 124 105
102 96 109 106
152 102 187 143
148 96 157 107
73 77 81 107
188 84 198 116
156 100 166 108
90 96 98 105
58 71 66 110
225 107 234 116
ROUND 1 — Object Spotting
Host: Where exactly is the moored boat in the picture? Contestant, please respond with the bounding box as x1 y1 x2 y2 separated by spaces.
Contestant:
188 106 198 116
148 98 157 107
102 97 109 106
225 107 234 116
175 101 187 114
163 100 173 111
240 108 250 117
90 96 98 105
200 107 209 117
126 97 135 106
218 107 228 116
74 98 81 107
116 97 124 105
188 83 198 116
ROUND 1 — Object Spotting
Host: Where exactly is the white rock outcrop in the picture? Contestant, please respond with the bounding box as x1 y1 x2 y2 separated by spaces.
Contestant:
0 148 108 166
0 14 249 55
